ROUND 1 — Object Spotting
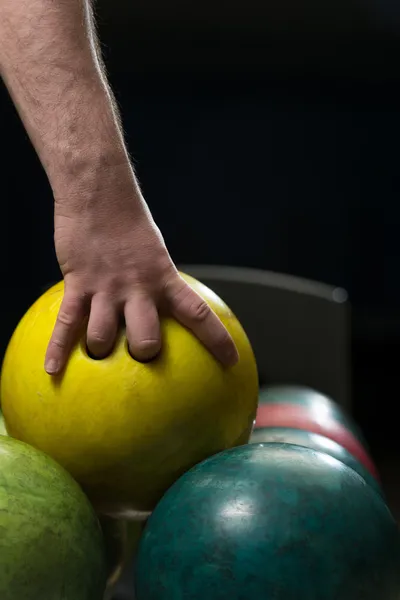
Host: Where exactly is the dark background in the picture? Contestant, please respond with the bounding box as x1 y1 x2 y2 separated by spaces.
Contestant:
1 0 399 497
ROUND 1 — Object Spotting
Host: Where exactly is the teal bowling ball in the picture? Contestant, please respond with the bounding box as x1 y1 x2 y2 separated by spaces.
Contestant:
135 444 400 600
249 427 384 499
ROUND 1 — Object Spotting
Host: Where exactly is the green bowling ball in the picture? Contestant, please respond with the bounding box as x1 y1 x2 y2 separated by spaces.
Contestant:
135 444 400 600
0 436 107 600
249 427 384 498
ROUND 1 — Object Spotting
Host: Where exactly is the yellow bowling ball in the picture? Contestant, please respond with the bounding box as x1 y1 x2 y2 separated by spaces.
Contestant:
1 274 258 517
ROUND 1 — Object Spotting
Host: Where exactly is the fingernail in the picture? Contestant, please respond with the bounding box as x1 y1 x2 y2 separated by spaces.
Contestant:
45 359 59 375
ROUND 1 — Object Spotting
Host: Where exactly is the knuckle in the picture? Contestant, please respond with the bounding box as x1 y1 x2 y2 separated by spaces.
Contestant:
65 293 85 308
58 295 84 324
170 283 212 323
169 282 192 308
188 299 211 322
50 337 67 351
57 310 76 327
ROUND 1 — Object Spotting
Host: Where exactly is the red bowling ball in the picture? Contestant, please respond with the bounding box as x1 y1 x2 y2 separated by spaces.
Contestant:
254 385 379 480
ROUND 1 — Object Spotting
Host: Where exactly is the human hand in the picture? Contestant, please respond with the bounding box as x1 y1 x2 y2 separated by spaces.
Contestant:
45 168 239 375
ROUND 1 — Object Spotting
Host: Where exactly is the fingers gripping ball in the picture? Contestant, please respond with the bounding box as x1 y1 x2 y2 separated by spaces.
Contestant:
1 274 258 517
45 273 239 371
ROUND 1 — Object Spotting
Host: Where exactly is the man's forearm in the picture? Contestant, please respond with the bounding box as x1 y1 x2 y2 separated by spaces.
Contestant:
0 0 132 202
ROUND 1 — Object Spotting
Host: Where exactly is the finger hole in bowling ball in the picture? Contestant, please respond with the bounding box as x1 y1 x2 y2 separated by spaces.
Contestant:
125 340 161 364
81 339 116 361
85 346 109 360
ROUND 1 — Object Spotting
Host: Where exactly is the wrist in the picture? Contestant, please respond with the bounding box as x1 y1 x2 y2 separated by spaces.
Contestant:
52 153 143 215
